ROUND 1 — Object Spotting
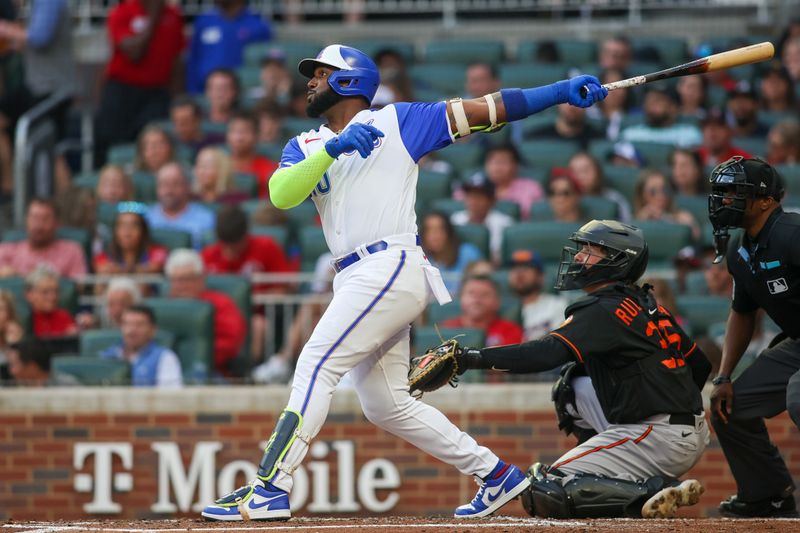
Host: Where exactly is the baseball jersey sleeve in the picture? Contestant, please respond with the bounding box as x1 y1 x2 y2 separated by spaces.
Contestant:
393 102 455 162
549 303 618 362
279 137 306 168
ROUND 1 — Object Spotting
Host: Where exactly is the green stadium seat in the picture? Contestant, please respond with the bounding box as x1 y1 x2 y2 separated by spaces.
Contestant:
426 296 521 325
706 86 728 109
243 41 323 67
251 225 290 249
603 165 640 204
239 198 264 219
257 143 283 161
79 328 175 357
502 221 583 264
632 37 687 65
676 295 730 336
435 143 483 174
284 117 324 136
52 356 130 386
425 40 505 64
518 140 581 170
73 172 99 191
517 40 597 66
684 270 709 295
233 173 259 196
132 172 157 203
207 274 253 375
107 143 137 166
299 226 329 271
416 170 452 215
495 200 521 221
144 297 214 382
454 224 490 258
97 202 119 228
629 61 665 77
413 326 485 353
728 63 755 82
236 65 261 90
415 87 449 103
760 111 789 128
530 197 617 221
201 120 227 135
348 40 415 62
778 165 800 197
430 198 464 217
589 139 616 163
286 199 320 230
0 276 78 313
631 142 675 168
150 228 192 251
409 64 465 96
733 137 767 159
499 63 568 88
635 221 692 263
675 195 709 224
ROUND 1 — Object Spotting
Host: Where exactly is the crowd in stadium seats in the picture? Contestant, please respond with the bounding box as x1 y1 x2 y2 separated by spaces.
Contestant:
0 0 798 387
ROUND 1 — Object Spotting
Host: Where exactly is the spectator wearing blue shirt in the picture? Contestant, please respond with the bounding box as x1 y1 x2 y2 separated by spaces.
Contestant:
186 0 271 94
420 211 483 296
146 162 215 249
100 305 183 387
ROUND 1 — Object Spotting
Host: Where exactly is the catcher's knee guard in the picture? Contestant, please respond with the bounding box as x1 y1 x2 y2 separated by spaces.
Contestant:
521 464 667 519
256 409 310 482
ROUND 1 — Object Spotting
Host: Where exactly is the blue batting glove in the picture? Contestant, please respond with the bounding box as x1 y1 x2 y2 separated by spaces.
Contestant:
325 123 385 159
566 75 608 108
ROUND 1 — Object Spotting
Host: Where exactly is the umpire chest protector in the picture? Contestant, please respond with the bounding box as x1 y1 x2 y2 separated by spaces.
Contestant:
551 284 703 424
726 208 800 339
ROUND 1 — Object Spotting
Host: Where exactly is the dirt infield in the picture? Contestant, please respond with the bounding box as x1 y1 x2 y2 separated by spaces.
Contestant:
4 517 800 533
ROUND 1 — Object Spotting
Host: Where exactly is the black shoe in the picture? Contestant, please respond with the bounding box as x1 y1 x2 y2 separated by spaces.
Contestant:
719 494 799 518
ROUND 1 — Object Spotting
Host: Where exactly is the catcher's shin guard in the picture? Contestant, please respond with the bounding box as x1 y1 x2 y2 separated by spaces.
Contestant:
521 463 667 518
256 409 310 482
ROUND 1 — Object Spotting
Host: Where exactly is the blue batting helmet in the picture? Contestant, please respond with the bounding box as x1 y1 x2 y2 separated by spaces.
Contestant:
298 44 380 104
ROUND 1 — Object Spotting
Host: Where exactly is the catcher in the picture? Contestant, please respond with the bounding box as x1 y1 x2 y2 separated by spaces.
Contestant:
410 220 712 518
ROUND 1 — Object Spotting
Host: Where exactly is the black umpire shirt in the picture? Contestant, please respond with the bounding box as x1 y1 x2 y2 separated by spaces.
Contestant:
727 207 800 339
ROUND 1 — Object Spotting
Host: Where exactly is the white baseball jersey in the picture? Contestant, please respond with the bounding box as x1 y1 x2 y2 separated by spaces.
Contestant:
279 102 455 258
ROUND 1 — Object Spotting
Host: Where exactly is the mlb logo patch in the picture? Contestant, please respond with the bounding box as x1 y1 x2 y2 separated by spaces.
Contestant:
767 278 788 294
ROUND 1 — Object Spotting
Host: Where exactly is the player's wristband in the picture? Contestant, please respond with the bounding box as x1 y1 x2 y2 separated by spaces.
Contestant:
712 375 731 386
501 81 570 122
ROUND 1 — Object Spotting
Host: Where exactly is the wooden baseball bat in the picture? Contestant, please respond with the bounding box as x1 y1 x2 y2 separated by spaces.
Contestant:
579 41 775 98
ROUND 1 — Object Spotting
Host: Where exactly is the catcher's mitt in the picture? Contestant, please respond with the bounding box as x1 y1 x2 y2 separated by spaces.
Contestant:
408 338 462 395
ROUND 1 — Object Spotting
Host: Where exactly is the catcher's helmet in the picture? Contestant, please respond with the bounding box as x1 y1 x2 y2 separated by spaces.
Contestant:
554 220 649 291
708 156 784 231
298 45 380 104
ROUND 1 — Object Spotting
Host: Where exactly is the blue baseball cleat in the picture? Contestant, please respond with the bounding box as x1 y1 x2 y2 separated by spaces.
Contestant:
201 480 290 521
454 461 531 518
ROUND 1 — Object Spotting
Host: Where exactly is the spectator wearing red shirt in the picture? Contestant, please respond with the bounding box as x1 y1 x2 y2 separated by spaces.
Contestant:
25 266 77 337
227 111 278 198
94 0 185 168
202 205 291 363
93 203 167 274
697 109 752 167
442 275 523 347
202 205 290 285
165 249 246 377
0 197 87 280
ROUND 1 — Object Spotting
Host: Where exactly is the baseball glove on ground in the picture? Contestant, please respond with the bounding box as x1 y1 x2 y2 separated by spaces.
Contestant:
408 339 462 395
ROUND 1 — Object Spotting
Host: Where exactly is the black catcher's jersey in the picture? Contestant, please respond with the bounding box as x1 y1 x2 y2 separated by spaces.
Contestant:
550 283 707 424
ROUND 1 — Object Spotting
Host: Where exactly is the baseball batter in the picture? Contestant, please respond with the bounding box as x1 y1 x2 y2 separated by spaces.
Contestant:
450 220 712 518
201 44 608 521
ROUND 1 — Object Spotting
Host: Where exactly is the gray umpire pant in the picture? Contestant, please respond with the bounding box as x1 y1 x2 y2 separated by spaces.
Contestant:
710 337 800 502
558 377 709 483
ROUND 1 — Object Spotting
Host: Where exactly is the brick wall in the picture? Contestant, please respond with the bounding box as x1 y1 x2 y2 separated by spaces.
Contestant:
0 386 798 521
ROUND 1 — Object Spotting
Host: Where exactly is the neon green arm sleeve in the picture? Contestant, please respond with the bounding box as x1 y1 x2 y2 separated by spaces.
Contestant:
268 149 335 209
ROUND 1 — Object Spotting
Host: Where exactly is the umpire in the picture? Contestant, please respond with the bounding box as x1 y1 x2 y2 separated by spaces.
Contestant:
708 156 800 518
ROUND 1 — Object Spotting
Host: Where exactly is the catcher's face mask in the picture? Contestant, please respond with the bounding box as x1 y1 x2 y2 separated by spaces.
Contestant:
555 242 621 291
